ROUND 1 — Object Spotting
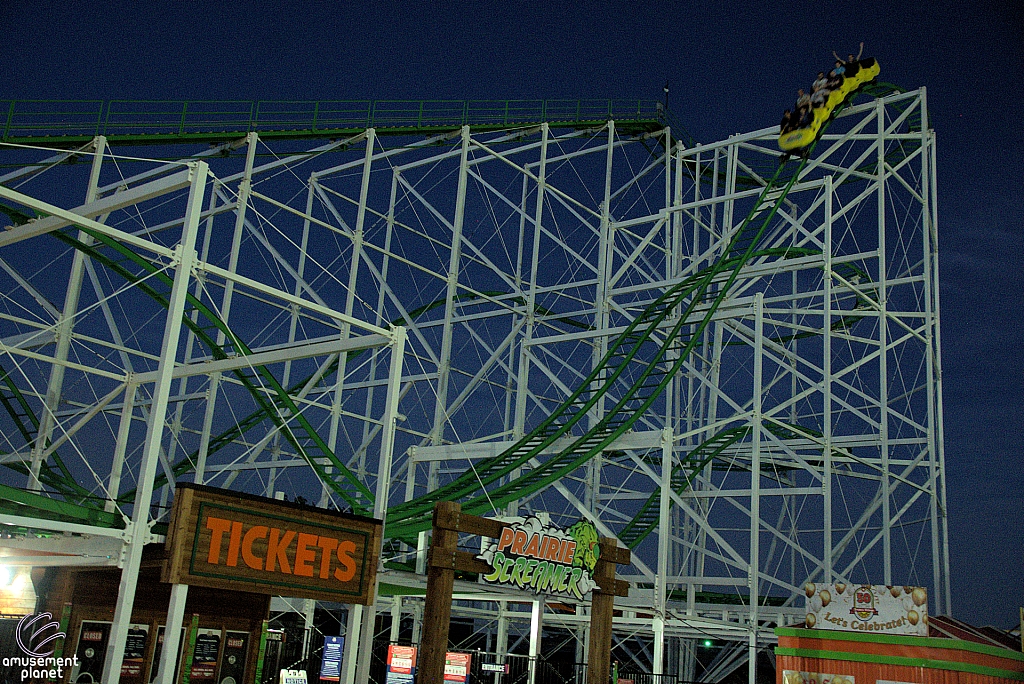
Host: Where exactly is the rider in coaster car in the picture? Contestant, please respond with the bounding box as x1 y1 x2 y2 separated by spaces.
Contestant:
812 71 828 94
780 109 797 134
796 104 813 128
826 66 844 90
833 42 865 79
806 73 831 108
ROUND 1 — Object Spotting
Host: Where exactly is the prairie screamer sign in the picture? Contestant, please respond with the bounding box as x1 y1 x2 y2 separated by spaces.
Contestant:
477 516 600 600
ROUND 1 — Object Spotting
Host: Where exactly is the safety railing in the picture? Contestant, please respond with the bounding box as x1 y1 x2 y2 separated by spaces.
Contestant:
0 98 665 142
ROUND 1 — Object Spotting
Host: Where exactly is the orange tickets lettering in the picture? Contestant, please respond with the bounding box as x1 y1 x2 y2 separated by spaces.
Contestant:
163 484 381 604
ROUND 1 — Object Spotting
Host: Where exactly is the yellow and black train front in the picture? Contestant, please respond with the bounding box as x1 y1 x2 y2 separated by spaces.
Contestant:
779 58 880 151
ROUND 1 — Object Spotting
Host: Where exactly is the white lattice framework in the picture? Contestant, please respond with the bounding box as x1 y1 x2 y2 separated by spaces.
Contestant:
0 88 945 682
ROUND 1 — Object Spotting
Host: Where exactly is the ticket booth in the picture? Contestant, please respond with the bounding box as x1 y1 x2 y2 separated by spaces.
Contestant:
35 551 270 684
30 483 382 684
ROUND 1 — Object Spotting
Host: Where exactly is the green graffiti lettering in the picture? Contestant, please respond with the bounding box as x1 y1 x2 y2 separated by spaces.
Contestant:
509 557 527 586
547 564 562 592
557 564 571 592
531 561 546 590
546 565 560 592
548 564 562 592
483 552 506 582
533 561 551 591
522 559 539 586
568 567 584 599
498 556 515 583
552 565 569 589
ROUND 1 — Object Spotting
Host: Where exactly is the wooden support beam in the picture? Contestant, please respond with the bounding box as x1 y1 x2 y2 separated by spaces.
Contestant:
426 547 494 575
419 501 460 683
587 536 630 683
432 506 506 539
605 545 632 566
455 549 496 575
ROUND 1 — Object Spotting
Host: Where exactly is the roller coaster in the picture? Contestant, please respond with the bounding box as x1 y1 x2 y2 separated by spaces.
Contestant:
0 85 946 681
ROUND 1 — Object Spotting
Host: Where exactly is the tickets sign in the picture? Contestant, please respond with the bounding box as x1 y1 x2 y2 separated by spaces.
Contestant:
477 516 599 600
163 484 382 604
803 583 928 636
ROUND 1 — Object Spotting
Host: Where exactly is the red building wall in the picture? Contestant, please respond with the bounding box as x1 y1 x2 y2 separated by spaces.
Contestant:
775 627 1024 684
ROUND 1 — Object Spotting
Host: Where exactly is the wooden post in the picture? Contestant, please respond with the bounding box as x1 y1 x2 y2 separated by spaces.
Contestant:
418 502 596 682
419 501 461 683
587 537 630 684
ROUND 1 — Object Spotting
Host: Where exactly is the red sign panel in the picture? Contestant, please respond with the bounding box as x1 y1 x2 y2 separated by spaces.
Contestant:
444 652 471 683
387 645 417 675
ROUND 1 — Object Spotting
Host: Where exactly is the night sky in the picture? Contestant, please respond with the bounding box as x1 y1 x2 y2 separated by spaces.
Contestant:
3 0 1021 629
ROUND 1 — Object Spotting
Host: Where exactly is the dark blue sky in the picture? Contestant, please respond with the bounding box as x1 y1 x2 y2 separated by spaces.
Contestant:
3 0 1022 628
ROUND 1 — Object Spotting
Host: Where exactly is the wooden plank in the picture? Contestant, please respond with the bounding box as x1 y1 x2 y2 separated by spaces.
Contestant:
607 545 631 566
163 486 194 583
428 548 493 575
596 574 631 597
432 499 461 530
431 505 505 538
452 513 506 539
427 548 457 570
453 550 494 575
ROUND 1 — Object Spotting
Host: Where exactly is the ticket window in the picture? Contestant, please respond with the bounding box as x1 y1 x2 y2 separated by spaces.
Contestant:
258 631 285 684
71 621 150 684
67 621 253 684
70 621 111 684
189 629 223 684
218 631 249 684
148 626 185 684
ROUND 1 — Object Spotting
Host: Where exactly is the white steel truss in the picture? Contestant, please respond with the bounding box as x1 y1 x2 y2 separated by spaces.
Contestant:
0 88 944 683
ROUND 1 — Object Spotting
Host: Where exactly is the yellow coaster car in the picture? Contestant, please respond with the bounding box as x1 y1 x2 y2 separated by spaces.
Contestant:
778 58 880 151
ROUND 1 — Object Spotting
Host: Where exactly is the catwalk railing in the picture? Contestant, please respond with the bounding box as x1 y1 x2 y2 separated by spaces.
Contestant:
0 98 666 145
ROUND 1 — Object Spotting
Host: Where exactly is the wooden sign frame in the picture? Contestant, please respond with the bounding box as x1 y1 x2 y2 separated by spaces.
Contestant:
419 501 629 684
163 484 382 605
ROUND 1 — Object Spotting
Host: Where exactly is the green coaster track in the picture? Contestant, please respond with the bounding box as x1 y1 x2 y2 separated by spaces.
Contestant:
384 81 917 541
0 98 671 147
383 154 811 541
108 292 595 509
0 197 376 515
58 228 379 515
0 82 920 545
